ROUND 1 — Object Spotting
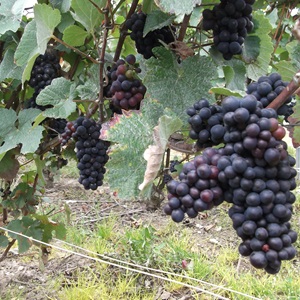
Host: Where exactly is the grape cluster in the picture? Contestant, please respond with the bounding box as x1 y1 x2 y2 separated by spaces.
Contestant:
219 96 297 274
104 55 147 111
186 99 225 148
70 117 109 190
125 12 175 59
246 73 295 121
165 94 298 274
26 51 61 110
202 0 254 60
164 148 224 222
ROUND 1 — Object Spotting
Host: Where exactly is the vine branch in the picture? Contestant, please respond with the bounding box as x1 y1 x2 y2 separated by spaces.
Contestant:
178 14 191 42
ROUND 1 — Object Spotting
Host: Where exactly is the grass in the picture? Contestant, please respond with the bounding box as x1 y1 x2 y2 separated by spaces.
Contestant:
44 208 300 300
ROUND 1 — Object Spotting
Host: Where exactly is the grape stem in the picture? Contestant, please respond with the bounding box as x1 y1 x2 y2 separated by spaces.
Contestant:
87 0 112 121
113 0 139 62
267 70 300 111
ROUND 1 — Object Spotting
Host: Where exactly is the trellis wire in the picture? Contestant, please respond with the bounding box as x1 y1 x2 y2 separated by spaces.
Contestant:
0 226 262 300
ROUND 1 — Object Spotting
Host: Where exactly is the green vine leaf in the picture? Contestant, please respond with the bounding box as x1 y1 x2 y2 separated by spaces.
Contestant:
36 77 77 119
6 217 43 254
0 49 24 82
286 41 300 69
34 3 61 53
14 20 39 67
71 0 105 32
0 108 44 160
144 47 217 120
243 12 273 80
34 214 66 243
154 0 202 15
100 101 171 199
63 25 89 47
0 0 28 34
101 111 154 199
77 64 100 100
274 60 296 82
210 87 244 98
50 0 71 13
143 10 175 37
0 235 9 248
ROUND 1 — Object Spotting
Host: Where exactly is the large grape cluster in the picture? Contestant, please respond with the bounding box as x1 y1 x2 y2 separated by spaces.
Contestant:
104 55 147 112
165 94 298 274
186 98 225 148
62 117 109 190
26 51 61 110
125 12 175 59
202 0 254 60
246 73 295 121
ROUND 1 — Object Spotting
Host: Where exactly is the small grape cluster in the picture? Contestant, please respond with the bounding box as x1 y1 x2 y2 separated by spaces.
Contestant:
202 0 254 60
164 148 224 222
26 51 61 110
104 55 147 111
66 117 110 190
247 73 295 121
165 94 298 274
125 12 175 59
186 99 225 148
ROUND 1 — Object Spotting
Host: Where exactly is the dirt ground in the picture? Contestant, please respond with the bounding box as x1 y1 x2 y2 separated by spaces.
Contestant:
0 178 256 300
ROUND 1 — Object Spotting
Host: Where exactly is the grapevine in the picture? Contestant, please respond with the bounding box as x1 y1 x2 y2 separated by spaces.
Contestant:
0 0 299 284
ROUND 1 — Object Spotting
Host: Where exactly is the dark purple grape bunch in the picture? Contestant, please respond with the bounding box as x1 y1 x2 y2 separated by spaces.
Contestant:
26 51 61 110
219 96 298 274
71 117 109 190
187 98 225 148
246 73 295 121
164 148 224 223
202 0 255 60
125 11 175 59
165 92 298 274
228 151 298 274
105 55 147 111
